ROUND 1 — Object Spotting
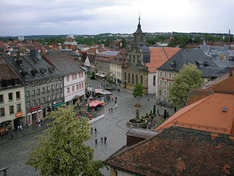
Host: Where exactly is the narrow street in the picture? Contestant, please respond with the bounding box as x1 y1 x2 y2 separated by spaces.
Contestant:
0 78 174 176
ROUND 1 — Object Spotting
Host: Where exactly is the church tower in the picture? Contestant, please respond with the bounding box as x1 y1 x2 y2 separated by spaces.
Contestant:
133 16 146 45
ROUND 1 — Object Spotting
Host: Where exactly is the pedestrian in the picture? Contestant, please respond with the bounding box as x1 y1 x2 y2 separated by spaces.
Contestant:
114 103 117 109
91 127 93 134
95 138 98 144
111 96 114 101
94 128 97 134
110 108 113 113
100 137 103 143
118 88 120 93
104 136 107 144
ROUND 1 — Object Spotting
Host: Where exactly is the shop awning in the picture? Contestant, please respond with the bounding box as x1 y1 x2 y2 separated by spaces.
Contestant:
53 102 66 108
86 100 103 108
95 73 100 76
99 74 106 77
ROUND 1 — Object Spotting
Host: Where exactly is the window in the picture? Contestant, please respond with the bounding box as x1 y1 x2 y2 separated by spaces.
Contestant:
16 91 20 99
75 74 77 79
141 75 143 84
60 83 63 88
72 86 75 92
47 86 50 92
132 74 134 84
0 94 3 103
160 80 163 86
128 73 130 83
67 76 69 82
8 93 13 101
67 87 70 94
27 102 30 108
163 89 167 96
38 99 40 105
9 105 14 114
42 97 45 103
42 87 45 93
153 75 156 86
16 104 21 112
81 83 83 88
168 81 172 87
32 100 35 106
164 80 167 87
76 84 78 90
79 84 81 89
72 74 75 80
0 107 5 116
37 89 40 95
164 72 167 78
26 91 30 96
32 90 35 95
159 71 162 77
169 72 172 78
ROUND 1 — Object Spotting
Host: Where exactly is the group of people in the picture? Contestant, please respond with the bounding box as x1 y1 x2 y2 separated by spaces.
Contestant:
95 136 107 144
91 127 108 144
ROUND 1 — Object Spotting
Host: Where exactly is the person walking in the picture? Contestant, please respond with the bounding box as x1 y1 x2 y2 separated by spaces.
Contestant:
104 136 107 144
100 137 103 143
95 138 98 144
94 128 97 134
114 103 117 109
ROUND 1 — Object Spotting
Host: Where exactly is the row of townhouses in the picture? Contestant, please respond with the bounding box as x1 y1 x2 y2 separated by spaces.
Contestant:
0 50 85 130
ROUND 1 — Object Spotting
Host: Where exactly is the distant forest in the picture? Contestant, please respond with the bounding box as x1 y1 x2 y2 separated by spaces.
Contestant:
1 32 233 49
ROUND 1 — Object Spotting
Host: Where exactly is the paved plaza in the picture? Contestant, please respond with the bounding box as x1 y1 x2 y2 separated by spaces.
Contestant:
0 78 174 176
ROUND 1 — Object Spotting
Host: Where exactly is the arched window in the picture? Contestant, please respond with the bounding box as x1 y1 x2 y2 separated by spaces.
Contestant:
141 75 143 84
136 75 138 83
128 73 130 83
132 74 134 84
153 75 156 86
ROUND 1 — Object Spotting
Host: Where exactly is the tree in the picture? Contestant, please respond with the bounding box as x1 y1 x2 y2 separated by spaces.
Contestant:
133 83 144 102
26 105 104 176
169 64 203 108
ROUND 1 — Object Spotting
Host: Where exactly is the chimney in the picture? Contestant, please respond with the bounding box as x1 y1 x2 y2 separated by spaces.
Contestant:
229 67 233 77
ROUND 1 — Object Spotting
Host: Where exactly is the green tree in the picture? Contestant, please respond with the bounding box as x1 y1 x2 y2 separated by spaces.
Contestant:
26 105 104 176
133 83 144 101
169 64 203 108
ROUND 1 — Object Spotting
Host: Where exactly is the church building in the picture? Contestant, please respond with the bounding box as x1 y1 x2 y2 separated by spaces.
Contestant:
122 17 150 93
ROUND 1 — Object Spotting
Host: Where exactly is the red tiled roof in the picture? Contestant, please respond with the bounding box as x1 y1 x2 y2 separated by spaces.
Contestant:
0 63 18 80
202 71 234 93
104 127 234 176
145 47 180 73
156 93 234 135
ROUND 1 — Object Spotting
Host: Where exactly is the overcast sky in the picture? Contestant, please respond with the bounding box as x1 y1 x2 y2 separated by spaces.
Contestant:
0 0 233 36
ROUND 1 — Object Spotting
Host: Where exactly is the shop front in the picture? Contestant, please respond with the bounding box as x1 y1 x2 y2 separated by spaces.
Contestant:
14 111 25 130
27 105 42 126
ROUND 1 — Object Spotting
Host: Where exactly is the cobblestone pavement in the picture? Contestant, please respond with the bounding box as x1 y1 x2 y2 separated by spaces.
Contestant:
0 78 174 176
